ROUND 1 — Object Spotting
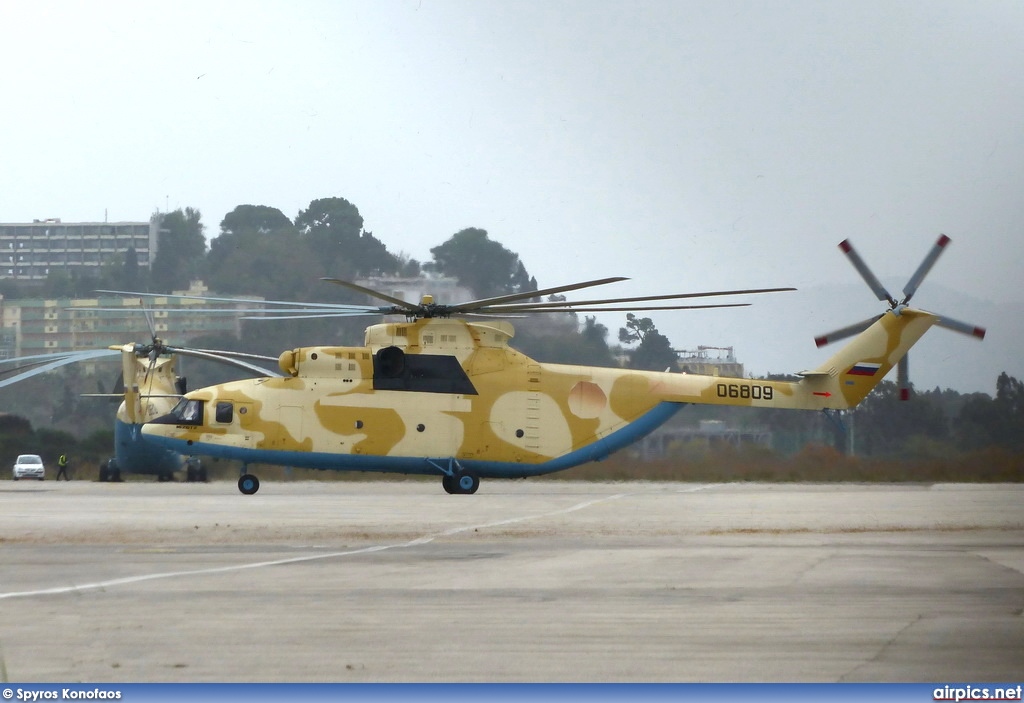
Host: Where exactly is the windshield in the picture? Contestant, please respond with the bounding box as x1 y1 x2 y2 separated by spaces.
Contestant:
17 455 42 464
169 397 204 425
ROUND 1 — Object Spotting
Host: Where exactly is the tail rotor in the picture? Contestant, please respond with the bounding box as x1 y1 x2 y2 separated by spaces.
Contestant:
816 235 986 400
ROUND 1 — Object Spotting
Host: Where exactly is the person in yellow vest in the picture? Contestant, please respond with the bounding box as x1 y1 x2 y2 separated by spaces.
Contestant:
56 454 70 481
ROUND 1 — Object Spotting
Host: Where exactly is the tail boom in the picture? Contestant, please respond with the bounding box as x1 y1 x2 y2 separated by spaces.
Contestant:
648 307 938 410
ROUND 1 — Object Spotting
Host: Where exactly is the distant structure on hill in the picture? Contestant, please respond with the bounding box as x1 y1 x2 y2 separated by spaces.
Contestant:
0 281 257 360
352 274 473 307
676 345 744 377
0 216 159 281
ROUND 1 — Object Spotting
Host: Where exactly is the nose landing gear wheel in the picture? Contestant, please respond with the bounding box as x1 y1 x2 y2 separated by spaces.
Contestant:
238 473 260 495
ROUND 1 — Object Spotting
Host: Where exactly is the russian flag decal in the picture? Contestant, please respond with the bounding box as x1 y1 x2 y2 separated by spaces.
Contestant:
848 362 882 377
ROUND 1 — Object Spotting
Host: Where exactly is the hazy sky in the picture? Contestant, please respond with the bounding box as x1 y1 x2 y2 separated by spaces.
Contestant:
2 1 1021 393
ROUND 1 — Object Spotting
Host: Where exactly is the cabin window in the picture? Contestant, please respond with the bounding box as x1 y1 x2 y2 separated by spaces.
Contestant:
372 347 478 395
215 402 233 424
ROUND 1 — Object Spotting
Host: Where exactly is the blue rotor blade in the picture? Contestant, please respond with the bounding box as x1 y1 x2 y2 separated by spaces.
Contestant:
0 349 121 389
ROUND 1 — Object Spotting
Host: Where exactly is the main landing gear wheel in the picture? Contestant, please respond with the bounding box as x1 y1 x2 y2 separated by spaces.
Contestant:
442 471 479 495
238 473 260 495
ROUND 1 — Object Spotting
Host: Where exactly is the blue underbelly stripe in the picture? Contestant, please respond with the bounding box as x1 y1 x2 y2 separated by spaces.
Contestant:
143 402 687 479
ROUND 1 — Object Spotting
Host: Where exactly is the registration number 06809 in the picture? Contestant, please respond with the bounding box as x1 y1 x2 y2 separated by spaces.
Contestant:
716 382 773 401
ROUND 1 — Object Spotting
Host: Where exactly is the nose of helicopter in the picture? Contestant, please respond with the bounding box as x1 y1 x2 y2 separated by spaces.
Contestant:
140 398 202 444
139 419 184 452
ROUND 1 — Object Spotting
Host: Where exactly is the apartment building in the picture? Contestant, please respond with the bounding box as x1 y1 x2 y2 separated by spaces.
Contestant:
0 217 159 281
0 282 255 360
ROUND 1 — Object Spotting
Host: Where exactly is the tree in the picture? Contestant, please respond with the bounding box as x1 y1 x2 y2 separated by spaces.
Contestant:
295 196 399 278
428 228 535 299
618 313 678 371
206 205 321 299
220 204 293 236
577 315 617 367
396 253 422 278
854 380 949 456
121 247 141 291
958 373 1024 452
151 208 207 292
208 225 323 301
996 372 1024 418
42 268 75 298
210 204 295 277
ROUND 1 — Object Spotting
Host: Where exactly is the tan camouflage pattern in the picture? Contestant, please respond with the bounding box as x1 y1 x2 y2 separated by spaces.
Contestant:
140 308 937 468
112 344 180 425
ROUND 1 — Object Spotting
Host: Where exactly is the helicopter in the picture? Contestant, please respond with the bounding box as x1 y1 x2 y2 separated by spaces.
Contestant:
0 319 280 482
125 236 985 496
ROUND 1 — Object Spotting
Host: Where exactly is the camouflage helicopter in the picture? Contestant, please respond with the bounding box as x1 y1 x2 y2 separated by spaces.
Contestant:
126 237 982 496
0 316 280 482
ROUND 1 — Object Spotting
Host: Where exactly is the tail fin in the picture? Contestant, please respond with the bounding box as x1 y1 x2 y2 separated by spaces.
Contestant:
801 307 938 408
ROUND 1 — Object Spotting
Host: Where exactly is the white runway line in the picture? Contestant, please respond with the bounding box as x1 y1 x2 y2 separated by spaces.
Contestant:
1 485 710 601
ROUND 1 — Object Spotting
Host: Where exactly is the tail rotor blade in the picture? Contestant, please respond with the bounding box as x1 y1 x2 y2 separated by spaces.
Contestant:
839 240 896 306
902 234 951 304
814 315 882 348
935 314 986 340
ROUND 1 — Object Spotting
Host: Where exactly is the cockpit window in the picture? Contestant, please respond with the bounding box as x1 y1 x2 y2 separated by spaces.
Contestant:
170 398 204 425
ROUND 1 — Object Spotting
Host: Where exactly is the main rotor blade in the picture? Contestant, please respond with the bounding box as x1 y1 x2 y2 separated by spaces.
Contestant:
95 289 362 310
240 311 387 320
839 240 896 306
479 286 795 312
474 303 752 314
137 299 157 341
169 348 282 377
0 354 77 380
320 278 421 311
934 314 986 340
164 346 280 364
453 277 630 312
0 349 120 389
902 234 951 304
84 306 380 315
814 315 883 347
0 350 104 366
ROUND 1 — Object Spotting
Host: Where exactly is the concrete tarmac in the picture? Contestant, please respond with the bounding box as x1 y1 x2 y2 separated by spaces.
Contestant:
0 479 1022 682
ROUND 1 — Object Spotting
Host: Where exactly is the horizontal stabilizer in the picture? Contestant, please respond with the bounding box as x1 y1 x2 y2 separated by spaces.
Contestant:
796 370 834 378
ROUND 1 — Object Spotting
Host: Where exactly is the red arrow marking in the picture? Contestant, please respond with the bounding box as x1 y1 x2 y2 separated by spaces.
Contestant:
813 391 832 398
